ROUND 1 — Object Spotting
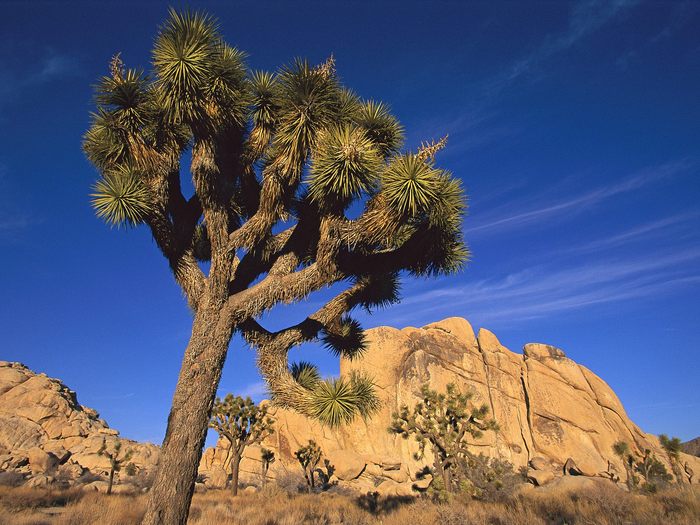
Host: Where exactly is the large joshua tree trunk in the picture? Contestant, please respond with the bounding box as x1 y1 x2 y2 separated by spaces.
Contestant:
142 307 232 525
230 453 242 496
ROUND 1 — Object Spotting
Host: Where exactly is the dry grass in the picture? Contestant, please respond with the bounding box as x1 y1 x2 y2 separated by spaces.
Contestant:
0 483 698 524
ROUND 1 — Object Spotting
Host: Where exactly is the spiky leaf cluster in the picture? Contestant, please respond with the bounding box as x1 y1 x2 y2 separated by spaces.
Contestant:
308 125 382 207
356 101 404 158
297 371 380 428
289 361 321 389
90 167 151 227
320 317 367 359
659 434 682 460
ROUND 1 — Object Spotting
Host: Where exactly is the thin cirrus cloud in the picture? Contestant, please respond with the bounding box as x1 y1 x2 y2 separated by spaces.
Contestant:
234 381 269 402
0 52 82 106
490 0 639 92
465 160 693 237
393 247 700 324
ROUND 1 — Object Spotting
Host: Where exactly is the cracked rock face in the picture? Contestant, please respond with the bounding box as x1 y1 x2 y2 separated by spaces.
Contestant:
0 361 158 486
201 317 700 492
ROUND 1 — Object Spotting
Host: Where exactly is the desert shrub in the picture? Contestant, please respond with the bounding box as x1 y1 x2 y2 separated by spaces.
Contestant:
0 471 26 487
55 492 144 525
0 485 84 511
274 471 308 494
456 454 524 502
128 468 156 492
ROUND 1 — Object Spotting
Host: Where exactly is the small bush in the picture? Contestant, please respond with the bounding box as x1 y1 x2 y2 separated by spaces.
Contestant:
0 471 26 487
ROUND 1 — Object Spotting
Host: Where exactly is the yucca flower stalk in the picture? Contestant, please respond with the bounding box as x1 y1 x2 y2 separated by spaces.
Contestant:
84 8 469 524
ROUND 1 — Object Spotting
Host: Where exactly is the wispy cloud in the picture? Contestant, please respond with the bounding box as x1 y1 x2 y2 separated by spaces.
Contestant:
396 247 700 324
568 211 699 253
238 381 269 401
0 51 82 109
466 160 692 236
491 0 638 92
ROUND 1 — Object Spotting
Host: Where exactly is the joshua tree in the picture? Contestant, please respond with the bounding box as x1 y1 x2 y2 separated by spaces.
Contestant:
84 9 467 523
612 441 636 490
636 448 672 492
659 434 684 483
295 440 323 490
389 383 497 496
209 394 274 495
260 448 275 486
97 438 133 495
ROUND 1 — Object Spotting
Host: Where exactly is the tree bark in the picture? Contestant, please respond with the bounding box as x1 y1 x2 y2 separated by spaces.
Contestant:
230 454 242 496
107 467 114 495
142 306 233 525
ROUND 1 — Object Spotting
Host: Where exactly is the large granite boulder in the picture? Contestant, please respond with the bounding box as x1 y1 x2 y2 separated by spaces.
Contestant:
199 317 700 493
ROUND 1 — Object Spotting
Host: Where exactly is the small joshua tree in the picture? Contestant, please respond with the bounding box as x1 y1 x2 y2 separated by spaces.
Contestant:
209 394 274 495
260 448 275 486
389 383 497 497
659 434 684 483
97 438 133 495
612 441 638 490
636 448 672 492
612 441 672 493
295 440 323 491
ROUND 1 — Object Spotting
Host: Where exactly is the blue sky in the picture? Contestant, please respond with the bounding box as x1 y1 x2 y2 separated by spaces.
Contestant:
1 1 698 447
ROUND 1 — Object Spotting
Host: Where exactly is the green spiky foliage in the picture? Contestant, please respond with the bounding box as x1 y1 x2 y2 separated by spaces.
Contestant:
294 440 323 490
320 316 367 359
659 434 685 483
389 384 498 497
289 361 321 389
308 125 382 208
97 438 133 495
307 372 379 427
613 442 674 493
91 167 151 227
612 440 637 490
636 449 673 492
260 447 275 486
84 9 469 522
209 394 275 496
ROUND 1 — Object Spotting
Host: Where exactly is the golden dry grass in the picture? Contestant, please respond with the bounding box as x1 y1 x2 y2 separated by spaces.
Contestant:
0 483 698 524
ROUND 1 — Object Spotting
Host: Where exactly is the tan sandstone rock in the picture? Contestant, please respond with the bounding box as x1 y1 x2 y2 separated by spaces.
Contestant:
0 362 159 488
199 317 700 492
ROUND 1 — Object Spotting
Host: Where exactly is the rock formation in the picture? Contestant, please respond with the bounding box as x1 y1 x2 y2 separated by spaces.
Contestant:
682 437 700 457
0 361 158 490
2 317 697 495
200 317 700 494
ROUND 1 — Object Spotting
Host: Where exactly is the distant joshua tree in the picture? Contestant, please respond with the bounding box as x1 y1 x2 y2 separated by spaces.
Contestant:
209 395 274 495
389 383 498 496
295 440 323 491
659 434 685 483
612 441 673 492
612 441 636 490
260 448 275 486
97 438 133 495
84 8 468 524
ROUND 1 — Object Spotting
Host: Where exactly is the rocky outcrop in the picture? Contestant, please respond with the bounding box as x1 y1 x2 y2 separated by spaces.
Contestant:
199 317 700 493
682 437 700 457
3 317 697 495
0 361 158 489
